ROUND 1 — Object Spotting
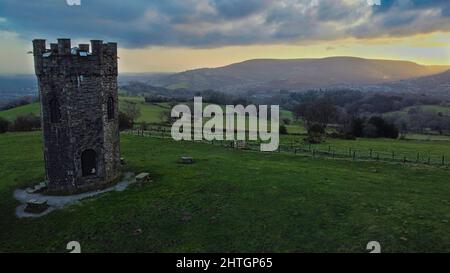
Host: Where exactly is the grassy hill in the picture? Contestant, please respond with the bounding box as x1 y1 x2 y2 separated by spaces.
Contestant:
1 131 450 252
0 97 172 124
0 102 40 121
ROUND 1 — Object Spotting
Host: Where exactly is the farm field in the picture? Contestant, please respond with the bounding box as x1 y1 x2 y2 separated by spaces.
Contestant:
119 96 306 133
1 131 450 252
280 136 450 159
2 98 449 154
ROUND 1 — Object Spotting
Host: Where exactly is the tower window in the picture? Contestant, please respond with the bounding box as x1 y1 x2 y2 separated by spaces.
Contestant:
49 98 61 123
107 96 115 120
81 149 97 177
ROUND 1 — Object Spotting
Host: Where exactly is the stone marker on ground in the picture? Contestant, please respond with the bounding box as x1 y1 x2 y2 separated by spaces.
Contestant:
24 199 49 214
180 156 194 164
135 173 151 184
26 182 48 194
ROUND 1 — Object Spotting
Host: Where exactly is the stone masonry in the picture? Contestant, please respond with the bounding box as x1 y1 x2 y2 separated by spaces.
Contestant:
33 38 121 193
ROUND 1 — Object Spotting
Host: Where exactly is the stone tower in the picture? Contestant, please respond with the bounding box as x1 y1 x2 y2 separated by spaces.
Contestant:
33 38 121 193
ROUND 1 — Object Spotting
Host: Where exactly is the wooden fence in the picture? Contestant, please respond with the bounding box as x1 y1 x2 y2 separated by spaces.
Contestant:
125 128 450 167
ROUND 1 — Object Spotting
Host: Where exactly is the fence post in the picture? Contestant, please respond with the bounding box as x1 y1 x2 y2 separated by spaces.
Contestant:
353 151 356 160
416 153 419 163
392 151 395 161
349 148 352 157
403 156 406 164
428 156 431 165
369 149 373 159
442 155 445 166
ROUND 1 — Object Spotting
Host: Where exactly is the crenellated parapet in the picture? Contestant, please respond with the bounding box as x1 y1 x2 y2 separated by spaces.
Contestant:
32 38 118 77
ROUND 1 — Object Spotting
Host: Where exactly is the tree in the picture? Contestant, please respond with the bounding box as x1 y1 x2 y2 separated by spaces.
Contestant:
122 101 141 123
349 117 365 137
295 99 337 143
301 100 337 127
279 124 288 135
305 123 325 143
0 117 10 133
367 116 399 138
282 118 291 125
13 114 41 131
159 109 176 125
202 90 229 105
119 111 134 131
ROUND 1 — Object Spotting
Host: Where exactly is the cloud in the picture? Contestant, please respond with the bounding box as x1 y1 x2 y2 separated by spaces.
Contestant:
1 0 450 48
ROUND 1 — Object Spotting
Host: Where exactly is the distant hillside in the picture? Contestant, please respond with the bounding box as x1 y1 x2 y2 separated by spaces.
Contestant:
384 105 450 118
0 102 40 121
118 73 172 86
0 75 37 101
379 69 450 95
152 57 450 92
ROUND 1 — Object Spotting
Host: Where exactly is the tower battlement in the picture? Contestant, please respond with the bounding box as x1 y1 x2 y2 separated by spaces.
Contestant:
33 39 118 77
33 38 121 194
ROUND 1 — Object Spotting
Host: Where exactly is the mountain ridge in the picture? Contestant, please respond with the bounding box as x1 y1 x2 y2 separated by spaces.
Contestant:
151 57 450 92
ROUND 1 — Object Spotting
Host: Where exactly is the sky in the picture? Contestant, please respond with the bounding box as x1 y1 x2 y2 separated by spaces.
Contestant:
1 0 450 74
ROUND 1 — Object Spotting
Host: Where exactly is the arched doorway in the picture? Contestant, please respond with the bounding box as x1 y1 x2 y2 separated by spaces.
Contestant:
81 149 97 176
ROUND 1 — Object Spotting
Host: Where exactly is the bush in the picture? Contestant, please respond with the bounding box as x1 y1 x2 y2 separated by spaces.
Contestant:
119 111 134 131
282 118 291 125
305 123 325 143
346 116 399 139
329 131 356 140
349 117 365 137
279 124 288 135
367 116 399 139
0 117 11 133
13 114 40 131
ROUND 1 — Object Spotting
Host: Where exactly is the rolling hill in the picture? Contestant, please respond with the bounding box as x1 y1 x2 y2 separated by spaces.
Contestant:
378 69 450 95
152 57 450 92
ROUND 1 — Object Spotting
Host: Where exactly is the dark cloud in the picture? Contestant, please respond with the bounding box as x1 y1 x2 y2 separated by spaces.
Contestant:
211 0 270 19
1 0 450 48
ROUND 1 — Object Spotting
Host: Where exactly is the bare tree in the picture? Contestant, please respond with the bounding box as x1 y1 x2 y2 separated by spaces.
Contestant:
122 101 141 124
295 99 337 143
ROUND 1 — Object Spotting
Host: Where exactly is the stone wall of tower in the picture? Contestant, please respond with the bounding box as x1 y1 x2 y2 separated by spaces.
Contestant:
33 38 121 193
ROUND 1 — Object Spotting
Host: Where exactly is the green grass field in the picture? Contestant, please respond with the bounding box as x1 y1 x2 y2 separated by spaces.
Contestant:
119 96 171 124
1 131 450 252
0 102 40 121
118 96 305 134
